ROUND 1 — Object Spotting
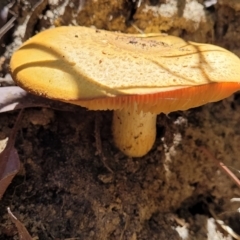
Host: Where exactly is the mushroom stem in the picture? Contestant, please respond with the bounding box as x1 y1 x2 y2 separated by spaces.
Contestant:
112 104 157 157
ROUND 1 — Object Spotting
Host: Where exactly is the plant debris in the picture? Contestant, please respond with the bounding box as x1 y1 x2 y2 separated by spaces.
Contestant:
0 110 22 199
7 207 33 240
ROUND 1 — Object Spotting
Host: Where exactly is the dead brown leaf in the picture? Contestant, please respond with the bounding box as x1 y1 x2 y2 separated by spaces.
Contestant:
7 207 33 240
0 110 22 199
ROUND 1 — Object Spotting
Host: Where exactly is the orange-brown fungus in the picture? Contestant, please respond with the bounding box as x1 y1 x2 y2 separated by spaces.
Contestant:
10 26 240 157
71 82 240 113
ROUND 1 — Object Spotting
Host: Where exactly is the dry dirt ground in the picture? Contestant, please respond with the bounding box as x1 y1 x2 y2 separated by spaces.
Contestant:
1 0 240 239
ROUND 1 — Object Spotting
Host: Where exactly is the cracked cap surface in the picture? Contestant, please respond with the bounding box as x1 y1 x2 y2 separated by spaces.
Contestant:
10 26 240 113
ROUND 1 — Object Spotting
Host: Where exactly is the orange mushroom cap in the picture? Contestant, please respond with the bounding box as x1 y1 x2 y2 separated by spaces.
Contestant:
10 26 240 114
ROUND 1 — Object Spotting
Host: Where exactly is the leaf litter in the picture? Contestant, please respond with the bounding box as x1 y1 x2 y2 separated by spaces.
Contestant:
0 85 78 238
7 208 33 240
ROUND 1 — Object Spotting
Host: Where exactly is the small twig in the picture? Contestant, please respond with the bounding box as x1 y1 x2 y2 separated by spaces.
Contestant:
131 23 144 34
23 0 48 41
199 147 240 238
0 77 15 86
0 1 17 40
119 213 129 240
172 215 189 227
77 0 85 13
0 15 16 40
8 207 33 240
94 112 113 173
199 146 240 188
208 204 240 240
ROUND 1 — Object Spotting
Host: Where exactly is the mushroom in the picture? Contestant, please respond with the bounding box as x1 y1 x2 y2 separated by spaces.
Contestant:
10 26 240 157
